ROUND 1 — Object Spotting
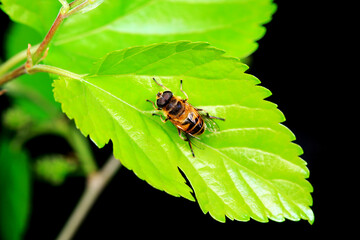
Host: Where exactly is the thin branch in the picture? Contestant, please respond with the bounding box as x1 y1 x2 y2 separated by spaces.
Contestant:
66 126 98 175
32 12 65 64
0 44 39 76
58 0 70 14
0 65 27 86
56 156 122 240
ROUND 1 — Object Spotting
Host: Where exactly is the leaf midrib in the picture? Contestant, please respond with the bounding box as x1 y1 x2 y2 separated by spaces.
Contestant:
79 77 146 113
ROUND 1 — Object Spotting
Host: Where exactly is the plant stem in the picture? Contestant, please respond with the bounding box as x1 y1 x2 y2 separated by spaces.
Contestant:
0 44 39 76
0 65 27 86
1 63 84 87
67 0 88 15
28 64 85 80
58 0 70 14
69 0 87 9
67 126 97 175
0 8 66 86
32 12 64 64
0 0 95 86
32 0 90 63
56 155 122 240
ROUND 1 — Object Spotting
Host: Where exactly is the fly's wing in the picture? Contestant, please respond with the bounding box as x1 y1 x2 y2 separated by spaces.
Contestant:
199 112 220 133
178 129 204 153
187 135 204 150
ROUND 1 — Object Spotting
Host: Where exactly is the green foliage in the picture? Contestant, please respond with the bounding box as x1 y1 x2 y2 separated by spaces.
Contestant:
0 0 61 34
2 0 276 121
2 106 32 130
53 41 314 223
0 137 30 240
1 0 276 74
5 23 61 122
34 155 77 185
0 0 314 227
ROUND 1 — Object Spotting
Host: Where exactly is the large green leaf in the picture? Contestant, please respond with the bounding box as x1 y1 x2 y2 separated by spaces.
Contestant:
0 137 31 240
1 0 276 73
0 0 61 34
53 41 314 223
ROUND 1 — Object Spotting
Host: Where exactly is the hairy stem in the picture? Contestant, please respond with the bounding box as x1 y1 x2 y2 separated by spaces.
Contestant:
56 156 121 240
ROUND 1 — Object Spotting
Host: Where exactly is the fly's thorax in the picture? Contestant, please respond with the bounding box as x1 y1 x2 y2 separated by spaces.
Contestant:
164 97 177 111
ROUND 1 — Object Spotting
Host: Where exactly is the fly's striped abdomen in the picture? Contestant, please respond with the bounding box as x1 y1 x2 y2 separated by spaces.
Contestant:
164 97 205 136
185 114 204 136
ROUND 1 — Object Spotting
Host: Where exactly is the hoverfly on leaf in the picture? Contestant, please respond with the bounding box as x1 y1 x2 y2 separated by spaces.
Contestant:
146 78 225 157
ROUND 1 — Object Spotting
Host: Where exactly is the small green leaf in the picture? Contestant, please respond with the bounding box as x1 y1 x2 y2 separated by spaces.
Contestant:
2 106 33 130
53 41 314 223
0 137 31 240
34 155 77 185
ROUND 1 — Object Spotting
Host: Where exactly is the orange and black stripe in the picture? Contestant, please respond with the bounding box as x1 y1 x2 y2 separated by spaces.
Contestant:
164 96 205 136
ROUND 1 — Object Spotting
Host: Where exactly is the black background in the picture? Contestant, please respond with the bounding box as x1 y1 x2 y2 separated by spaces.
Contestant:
0 0 337 239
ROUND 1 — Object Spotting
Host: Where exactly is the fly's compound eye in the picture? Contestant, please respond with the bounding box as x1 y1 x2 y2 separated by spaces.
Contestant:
162 91 173 101
156 91 173 108
157 98 166 108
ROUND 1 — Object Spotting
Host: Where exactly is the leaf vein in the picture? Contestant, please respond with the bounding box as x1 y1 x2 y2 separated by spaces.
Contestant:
218 146 306 175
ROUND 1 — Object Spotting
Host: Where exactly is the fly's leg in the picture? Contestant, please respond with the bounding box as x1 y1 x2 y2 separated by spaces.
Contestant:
186 132 200 140
186 135 195 158
146 99 160 110
146 99 168 122
152 113 169 123
146 99 170 123
179 80 188 102
177 129 195 157
196 108 225 121
177 129 186 140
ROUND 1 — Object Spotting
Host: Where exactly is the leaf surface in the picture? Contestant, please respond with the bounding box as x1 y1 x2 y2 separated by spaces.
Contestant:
0 0 60 34
53 41 314 223
0 137 31 240
1 0 276 73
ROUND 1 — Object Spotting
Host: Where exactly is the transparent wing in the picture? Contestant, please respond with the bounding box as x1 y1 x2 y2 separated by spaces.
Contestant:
185 133 204 151
200 112 220 133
